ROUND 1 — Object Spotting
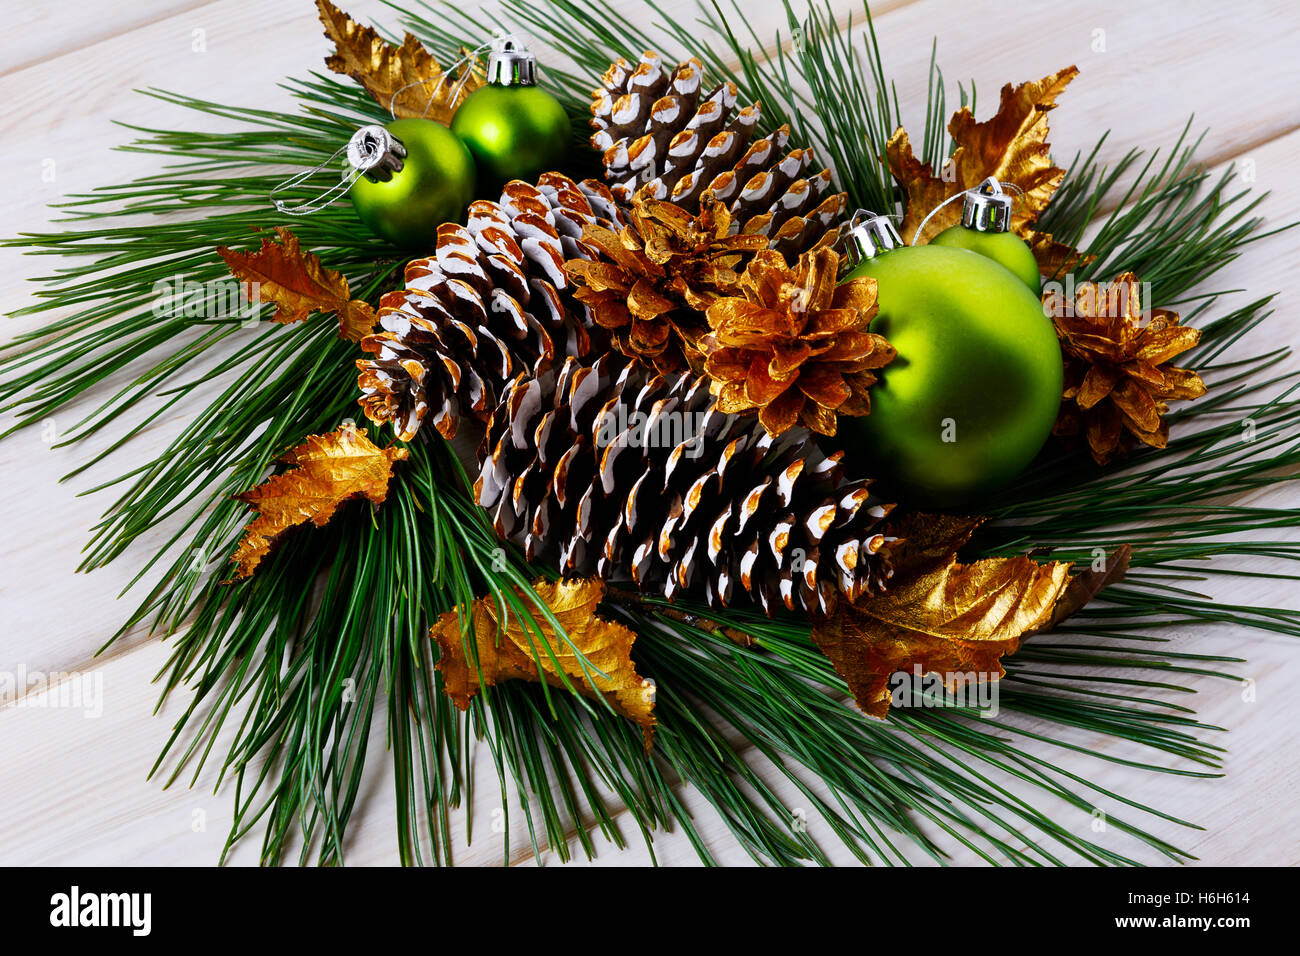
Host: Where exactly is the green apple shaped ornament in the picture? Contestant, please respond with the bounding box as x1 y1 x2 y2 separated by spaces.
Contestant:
837 210 1062 506
930 177 1042 293
451 36 572 195
347 120 476 249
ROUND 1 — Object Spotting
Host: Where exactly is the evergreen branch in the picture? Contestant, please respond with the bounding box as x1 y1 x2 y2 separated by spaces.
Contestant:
0 0 1293 866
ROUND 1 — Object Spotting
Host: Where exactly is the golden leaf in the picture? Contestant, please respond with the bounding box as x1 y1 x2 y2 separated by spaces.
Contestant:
218 226 376 341
886 66 1090 275
316 0 481 123
811 513 1126 718
231 425 408 579
1043 544 1131 630
432 579 656 746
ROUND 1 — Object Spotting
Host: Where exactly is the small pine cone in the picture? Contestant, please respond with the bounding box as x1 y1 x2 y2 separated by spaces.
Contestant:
1047 272 1207 464
590 51 845 260
357 174 625 441
703 247 896 438
564 195 766 375
475 354 898 616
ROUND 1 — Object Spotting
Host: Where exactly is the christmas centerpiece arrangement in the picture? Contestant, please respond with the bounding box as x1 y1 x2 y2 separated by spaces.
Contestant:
3 0 1295 866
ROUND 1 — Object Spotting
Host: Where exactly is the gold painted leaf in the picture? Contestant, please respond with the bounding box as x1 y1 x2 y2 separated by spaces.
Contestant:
316 0 481 123
432 579 656 746
231 425 408 579
887 66 1090 276
811 512 1113 718
218 226 376 341
1027 232 1090 283
1042 544 1132 631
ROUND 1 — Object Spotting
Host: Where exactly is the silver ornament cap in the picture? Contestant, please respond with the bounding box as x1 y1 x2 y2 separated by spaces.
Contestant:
838 209 904 272
347 125 407 183
961 177 1014 233
486 35 537 87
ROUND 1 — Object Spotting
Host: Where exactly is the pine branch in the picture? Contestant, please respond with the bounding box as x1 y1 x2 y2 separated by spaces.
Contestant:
1 0 1294 866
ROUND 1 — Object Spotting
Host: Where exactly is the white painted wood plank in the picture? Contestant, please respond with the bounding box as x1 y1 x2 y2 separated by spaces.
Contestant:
744 0 1300 200
0 0 216 78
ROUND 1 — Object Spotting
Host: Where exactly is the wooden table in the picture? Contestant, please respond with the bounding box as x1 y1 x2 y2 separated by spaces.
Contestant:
2 0 1298 866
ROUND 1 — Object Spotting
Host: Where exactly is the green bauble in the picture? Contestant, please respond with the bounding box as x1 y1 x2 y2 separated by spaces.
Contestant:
841 245 1062 506
931 223 1042 293
451 84 571 193
349 119 476 248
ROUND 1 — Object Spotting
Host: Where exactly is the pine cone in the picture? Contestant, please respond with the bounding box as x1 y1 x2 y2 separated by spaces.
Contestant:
1047 272 1206 464
703 247 895 437
564 195 766 374
590 52 845 260
475 354 898 616
357 174 624 441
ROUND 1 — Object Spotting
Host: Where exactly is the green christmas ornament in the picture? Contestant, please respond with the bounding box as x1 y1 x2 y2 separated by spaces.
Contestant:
450 36 572 194
347 119 476 248
930 178 1041 293
838 211 1062 507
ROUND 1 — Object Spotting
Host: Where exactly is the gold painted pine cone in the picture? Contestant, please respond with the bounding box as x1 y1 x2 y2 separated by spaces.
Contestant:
356 174 624 441
564 195 766 374
474 353 899 617
703 247 895 438
590 51 845 260
1047 272 1207 464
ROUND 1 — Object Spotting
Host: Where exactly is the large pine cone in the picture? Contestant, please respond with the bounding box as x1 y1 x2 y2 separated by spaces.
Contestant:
590 51 844 260
475 354 897 616
356 174 625 441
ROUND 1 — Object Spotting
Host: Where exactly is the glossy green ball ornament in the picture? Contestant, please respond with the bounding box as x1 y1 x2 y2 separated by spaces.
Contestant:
930 177 1041 292
450 37 571 194
347 119 476 248
838 212 1062 507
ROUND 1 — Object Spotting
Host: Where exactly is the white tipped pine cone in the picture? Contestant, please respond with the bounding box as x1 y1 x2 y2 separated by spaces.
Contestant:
590 52 845 259
357 174 625 441
475 354 897 616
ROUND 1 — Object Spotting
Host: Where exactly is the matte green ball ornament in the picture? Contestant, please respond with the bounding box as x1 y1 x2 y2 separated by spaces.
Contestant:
347 119 476 249
450 37 572 194
930 178 1041 292
837 211 1063 507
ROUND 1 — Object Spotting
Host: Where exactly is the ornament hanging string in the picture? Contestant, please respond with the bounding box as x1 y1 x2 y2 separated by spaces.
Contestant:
269 37 501 216
271 142 365 216
910 180 1024 245
386 37 497 120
